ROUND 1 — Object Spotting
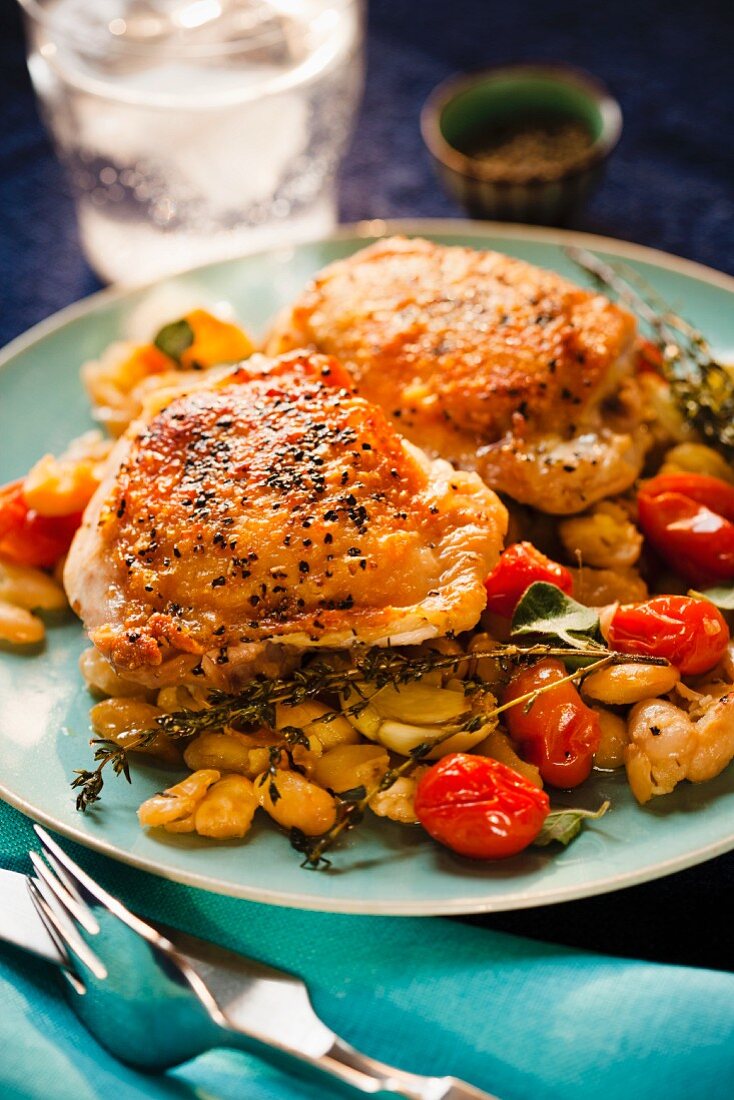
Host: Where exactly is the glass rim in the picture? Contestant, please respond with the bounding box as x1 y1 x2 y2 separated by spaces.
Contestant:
16 0 360 59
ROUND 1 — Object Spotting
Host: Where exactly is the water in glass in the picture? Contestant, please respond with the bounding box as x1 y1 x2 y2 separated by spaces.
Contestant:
24 1 363 282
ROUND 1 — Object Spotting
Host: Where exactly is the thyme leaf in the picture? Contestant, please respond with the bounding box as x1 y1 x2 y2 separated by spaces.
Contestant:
336 785 367 803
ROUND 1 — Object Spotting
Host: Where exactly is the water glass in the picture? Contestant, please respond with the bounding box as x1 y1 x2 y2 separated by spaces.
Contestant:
19 0 364 283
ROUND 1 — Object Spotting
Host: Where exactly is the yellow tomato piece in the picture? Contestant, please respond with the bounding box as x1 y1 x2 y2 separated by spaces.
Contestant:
23 454 100 517
180 309 253 370
119 344 173 388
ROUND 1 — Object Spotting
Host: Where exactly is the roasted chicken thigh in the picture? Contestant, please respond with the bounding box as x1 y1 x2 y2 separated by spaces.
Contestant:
267 236 648 514
64 351 507 688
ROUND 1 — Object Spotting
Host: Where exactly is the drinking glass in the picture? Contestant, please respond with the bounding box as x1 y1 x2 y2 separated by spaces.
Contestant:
18 1 364 283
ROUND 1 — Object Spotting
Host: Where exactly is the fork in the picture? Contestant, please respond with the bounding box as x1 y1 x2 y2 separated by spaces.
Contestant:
26 825 497 1100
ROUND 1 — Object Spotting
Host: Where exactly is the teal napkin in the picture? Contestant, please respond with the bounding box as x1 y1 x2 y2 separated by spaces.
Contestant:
1 799 732 1100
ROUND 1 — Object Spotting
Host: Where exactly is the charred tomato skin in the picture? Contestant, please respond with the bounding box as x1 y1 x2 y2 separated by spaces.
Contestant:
503 658 601 788
484 542 573 618
414 753 550 859
637 473 734 585
608 595 730 676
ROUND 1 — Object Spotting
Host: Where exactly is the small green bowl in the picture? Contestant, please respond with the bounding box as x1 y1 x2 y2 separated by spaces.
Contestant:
421 64 622 225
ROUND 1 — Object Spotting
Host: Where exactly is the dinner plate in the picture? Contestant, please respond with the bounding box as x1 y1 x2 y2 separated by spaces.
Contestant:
2 219 734 914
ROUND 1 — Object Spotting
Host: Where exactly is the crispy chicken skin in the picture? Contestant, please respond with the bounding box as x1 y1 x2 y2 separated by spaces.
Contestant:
64 351 507 687
267 236 646 514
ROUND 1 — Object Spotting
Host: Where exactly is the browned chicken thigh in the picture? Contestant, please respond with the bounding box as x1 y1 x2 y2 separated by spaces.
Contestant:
267 236 648 514
64 351 507 688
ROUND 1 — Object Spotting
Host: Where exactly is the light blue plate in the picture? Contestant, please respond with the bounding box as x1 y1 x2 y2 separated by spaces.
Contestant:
2 220 733 914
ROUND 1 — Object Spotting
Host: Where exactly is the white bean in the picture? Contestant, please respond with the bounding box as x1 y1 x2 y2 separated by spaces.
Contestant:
0 601 44 645
582 662 680 705
0 560 67 611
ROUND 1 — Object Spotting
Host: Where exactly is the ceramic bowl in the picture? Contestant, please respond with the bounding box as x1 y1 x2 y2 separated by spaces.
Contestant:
421 64 622 225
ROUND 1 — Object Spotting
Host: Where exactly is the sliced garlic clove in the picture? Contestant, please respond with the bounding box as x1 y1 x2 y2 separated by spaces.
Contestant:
343 699 383 741
370 680 471 725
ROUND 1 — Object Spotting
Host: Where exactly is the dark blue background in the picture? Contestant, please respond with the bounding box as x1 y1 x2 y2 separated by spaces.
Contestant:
1 0 733 968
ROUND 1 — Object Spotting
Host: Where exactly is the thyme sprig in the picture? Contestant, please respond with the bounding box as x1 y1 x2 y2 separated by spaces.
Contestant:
71 738 131 811
567 246 734 454
153 642 615 743
70 643 667 822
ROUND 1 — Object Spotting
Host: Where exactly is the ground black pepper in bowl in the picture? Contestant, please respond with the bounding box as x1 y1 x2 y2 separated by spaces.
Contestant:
421 64 622 224
460 111 594 181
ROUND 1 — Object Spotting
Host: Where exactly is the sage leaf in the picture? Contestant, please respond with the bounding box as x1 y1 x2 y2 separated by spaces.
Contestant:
511 582 604 650
154 318 194 364
533 801 611 848
693 584 734 611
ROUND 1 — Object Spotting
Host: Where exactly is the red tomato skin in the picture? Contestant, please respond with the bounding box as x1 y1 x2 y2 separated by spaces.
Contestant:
641 474 734 522
637 491 734 584
608 595 730 676
638 474 734 585
0 481 27 540
414 754 549 860
484 542 573 618
503 659 601 789
0 480 81 568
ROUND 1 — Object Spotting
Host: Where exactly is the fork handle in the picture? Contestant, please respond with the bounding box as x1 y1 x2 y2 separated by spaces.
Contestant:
216 1023 499 1100
319 1036 500 1100
164 928 499 1100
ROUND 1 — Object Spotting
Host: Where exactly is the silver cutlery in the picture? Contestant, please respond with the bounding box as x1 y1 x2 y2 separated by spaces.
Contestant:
1 825 497 1100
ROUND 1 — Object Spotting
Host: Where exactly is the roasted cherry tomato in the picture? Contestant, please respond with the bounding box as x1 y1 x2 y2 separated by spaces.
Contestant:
414 753 549 860
484 542 573 618
0 479 81 568
637 473 734 584
503 658 601 788
607 595 729 676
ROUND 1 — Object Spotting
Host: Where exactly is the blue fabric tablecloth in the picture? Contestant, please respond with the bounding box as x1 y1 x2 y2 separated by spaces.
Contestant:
1 1 734 1096
2 802 734 1100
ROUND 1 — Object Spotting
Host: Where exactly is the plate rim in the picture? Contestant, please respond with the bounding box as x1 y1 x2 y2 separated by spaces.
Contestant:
2 218 733 372
2 777 733 914
2 217 733 914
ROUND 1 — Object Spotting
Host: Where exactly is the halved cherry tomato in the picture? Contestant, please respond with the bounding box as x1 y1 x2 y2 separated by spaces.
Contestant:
503 658 601 788
484 542 573 618
642 474 734 519
0 479 81 568
607 595 729 676
414 753 549 860
637 473 734 584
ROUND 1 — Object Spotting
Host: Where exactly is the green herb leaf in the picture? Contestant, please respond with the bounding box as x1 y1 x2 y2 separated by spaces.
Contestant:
336 785 367 803
154 318 194 365
279 724 311 748
533 800 611 848
289 827 332 869
511 582 604 650
268 779 281 804
693 584 734 611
